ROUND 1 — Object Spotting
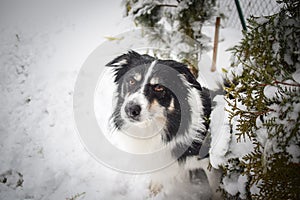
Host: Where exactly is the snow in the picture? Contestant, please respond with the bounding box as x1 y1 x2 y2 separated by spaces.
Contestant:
0 0 245 199
237 175 248 199
287 144 300 163
209 96 254 168
263 85 278 99
222 174 239 196
292 66 300 83
209 95 231 168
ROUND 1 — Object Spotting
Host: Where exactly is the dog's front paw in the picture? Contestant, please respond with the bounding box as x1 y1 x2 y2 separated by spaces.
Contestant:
148 181 163 197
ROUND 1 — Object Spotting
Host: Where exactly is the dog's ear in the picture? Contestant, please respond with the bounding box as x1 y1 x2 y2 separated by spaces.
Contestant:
106 51 145 83
178 65 203 91
105 50 143 67
105 51 141 83
159 60 202 91
105 51 141 82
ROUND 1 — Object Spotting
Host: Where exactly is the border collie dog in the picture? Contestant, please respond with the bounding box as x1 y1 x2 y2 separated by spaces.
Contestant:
106 51 221 199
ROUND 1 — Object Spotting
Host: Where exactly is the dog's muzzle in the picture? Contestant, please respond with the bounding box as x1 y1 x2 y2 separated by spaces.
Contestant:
125 101 141 120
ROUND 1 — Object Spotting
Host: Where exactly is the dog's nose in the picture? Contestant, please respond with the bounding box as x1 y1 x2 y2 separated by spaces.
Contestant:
125 102 141 119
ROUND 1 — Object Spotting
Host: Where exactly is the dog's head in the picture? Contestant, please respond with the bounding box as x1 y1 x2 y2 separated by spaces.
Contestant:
106 51 207 142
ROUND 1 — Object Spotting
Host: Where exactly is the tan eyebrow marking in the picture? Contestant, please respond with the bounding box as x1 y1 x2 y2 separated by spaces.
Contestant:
150 77 159 85
133 73 142 81
168 97 175 111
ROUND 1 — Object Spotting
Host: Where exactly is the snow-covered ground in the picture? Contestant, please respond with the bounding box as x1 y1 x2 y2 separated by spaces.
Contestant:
0 1 243 199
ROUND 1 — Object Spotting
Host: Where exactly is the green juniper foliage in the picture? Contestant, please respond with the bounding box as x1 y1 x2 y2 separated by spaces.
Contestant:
225 0 300 199
124 0 216 77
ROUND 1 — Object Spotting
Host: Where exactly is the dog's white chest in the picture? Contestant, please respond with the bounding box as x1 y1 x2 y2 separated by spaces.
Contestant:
107 128 165 154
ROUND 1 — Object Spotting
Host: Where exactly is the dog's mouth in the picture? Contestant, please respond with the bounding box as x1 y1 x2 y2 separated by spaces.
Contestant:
122 110 167 139
123 123 165 140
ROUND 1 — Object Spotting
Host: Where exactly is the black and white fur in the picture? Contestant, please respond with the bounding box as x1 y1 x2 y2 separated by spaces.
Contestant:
106 51 221 199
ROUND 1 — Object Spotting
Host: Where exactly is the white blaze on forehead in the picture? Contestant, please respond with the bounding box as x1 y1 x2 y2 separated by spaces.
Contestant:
141 60 157 91
133 73 142 81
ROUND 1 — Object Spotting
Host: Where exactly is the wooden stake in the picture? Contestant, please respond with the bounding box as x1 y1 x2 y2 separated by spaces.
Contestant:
211 17 221 72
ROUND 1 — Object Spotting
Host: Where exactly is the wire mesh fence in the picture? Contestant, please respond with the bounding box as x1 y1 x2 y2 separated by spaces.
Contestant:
217 0 282 30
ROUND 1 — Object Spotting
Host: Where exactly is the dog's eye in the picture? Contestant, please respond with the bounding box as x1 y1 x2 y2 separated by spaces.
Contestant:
154 84 164 92
129 78 136 85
